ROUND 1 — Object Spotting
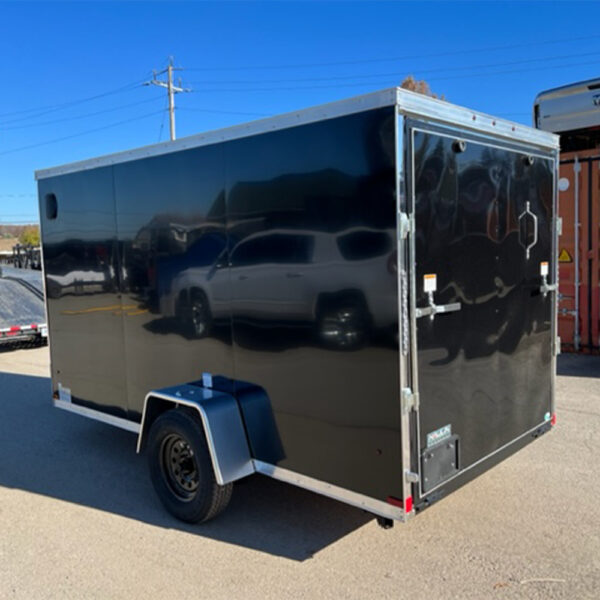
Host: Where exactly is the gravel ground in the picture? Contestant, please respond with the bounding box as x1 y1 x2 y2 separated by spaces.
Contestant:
0 346 598 599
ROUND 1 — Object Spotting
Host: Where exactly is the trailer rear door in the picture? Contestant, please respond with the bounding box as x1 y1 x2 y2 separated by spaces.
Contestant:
407 123 556 499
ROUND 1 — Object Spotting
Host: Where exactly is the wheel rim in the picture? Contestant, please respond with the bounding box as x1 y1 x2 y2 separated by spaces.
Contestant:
160 433 200 501
320 308 364 347
191 299 208 336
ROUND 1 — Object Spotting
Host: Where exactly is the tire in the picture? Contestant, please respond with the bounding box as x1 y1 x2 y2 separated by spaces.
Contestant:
147 409 233 523
178 291 212 338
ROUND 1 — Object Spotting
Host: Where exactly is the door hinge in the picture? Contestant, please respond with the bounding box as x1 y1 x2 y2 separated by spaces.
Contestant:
401 387 419 413
405 470 420 484
398 212 413 240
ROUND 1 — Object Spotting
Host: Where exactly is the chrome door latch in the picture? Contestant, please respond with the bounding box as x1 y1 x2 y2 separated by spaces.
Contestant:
541 275 557 297
539 261 557 298
416 291 461 320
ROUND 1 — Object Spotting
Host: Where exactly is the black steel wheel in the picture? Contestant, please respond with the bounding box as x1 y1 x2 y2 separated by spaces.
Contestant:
147 409 232 523
160 433 200 501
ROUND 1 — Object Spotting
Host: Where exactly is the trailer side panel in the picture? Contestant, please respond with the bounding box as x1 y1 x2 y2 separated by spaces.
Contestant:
225 107 401 501
38 167 129 417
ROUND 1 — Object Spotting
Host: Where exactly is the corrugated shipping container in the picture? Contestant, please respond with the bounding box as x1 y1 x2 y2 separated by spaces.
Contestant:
557 149 600 352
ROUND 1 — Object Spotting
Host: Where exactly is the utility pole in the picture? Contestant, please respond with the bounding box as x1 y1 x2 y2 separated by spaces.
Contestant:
144 57 191 141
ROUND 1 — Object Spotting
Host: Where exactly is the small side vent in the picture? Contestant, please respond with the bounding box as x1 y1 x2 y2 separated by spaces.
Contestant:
45 194 58 220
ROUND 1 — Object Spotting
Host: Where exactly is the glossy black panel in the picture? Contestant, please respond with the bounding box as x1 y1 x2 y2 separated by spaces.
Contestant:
39 107 401 502
38 168 128 417
411 126 554 489
226 108 401 500
112 144 234 418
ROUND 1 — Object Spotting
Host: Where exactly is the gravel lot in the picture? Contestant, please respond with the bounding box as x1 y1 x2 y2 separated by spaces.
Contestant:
0 346 598 599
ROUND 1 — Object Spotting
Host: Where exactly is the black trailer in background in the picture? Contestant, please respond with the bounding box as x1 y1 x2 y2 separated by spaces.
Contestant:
36 88 559 525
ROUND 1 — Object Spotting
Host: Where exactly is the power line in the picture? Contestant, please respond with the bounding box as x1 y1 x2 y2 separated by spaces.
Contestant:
0 96 164 130
0 110 163 157
157 96 168 143
0 77 149 124
184 33 600 71
183 57 600 93
179 107 272 117
187 49 600 86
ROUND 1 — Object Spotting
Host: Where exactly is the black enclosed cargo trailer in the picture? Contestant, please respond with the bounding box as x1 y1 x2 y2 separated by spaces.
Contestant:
36 88 559 526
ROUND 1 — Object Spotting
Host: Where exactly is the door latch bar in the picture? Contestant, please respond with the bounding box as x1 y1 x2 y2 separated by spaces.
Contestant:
416 291 461 320
540 274 557 298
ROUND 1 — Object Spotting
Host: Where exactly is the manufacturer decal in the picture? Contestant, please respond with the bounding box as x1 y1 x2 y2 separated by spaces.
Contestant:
558 249 573 263
427 424 452 448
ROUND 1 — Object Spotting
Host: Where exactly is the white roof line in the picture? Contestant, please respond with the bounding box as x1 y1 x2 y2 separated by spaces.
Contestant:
35 87 558 181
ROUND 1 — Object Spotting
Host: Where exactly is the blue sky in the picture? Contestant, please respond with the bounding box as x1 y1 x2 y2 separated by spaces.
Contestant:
1 0 598 223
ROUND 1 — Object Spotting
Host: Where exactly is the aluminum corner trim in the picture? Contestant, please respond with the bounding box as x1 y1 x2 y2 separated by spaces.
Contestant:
396 87 559 150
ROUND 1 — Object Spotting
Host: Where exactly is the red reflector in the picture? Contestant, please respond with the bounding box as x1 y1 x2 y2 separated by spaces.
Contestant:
550 413 557 426
387 495 413 513
31 324 38 329
9 326 20 332
386 496 403 508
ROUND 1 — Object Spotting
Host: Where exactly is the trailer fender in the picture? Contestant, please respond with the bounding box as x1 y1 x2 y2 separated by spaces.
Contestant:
136 383 255 485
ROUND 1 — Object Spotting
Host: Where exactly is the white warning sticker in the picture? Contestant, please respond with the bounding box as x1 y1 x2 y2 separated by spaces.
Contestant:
540 261 549 276
423 273 437 293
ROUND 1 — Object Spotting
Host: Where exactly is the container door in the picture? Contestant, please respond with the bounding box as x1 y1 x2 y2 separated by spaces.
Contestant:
408 123 556 498
556 154 600 353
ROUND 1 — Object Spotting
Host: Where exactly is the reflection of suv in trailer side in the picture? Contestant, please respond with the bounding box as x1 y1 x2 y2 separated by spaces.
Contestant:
160 227 397 347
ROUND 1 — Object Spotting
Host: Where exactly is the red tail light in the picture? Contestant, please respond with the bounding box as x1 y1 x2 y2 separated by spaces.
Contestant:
550 413 557 426
387 494 413 513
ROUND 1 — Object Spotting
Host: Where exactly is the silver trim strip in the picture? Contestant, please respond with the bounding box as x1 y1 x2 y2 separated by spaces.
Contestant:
35 87 557 181
253 460 406 522
396 88 558 149
395 113 414 516
411 125 555 162
408 127 422 490
53 399 140 433
35 88 397 180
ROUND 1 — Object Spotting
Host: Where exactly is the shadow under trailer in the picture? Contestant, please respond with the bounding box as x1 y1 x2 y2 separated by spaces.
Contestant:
36 88 559 528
